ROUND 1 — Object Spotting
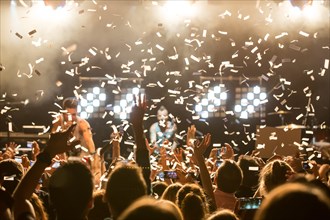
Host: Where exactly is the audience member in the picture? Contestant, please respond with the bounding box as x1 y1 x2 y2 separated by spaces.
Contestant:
118 197 183 220
104 163 147 219
254 182 330 220
257 159 293 196
161 183 183 203
214 160 243 211
88 189 111 220
0 159 24 194
152 181 168 199
236 155 260 198
176 183 210 220
207 209 239 220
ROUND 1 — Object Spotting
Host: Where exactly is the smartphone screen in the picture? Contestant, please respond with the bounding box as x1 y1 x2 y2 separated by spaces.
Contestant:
27 141 33 148
15 157 22 164
52 161 61 169
238 197 263 210
164 170 178 179
215 160 223 168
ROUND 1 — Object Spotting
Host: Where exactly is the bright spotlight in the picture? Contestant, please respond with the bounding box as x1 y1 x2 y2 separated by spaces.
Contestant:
195 104 203 112
80 111 88 119
92 99 100 107
201 111 209 119
119 112 127 120
132 87 140 95
214 85 221 93
86 106 94 114
214 99 221 106
201 98 209 106
235 105 242 113
99 93 106 101
113 87 145 120
113 105 121 114
120 100 127 107
126 93 134 102
253 86 260 94
260 92 267 100
86 93 94 101
241 98 249 106
194 84 227 118
240 111 248 119
247 105 255 113
247 92 254 100
220 92 227 100
207 104 215 112
208 91 215 100
93 87 100 95
253 99 260 106
80 99 88 107
235 86 267 118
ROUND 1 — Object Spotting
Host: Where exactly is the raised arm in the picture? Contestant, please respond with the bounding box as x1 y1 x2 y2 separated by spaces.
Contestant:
130 94 151 194
192 132 216 211
80 120 96 154
12 125 79 219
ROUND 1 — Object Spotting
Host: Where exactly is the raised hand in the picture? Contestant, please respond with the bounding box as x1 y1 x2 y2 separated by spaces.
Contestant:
130 94 147 128
31 141 40 161
44 124 80 158
193 133 212 157
221 143 235 160
186 125 196 147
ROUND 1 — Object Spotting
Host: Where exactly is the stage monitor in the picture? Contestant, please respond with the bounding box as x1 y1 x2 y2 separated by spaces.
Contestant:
255 126 302 159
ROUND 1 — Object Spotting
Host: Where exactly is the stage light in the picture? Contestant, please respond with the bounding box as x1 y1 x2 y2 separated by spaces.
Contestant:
92 100 100 107
247 92 254 100
220 92 227 100
120 100 127 107
253 86 260 94
241 98 249 106
113 105 121 114
126 93 134 102
201 98 209 106
260 92 267 100
214 99 221 106
253 99 261 106
247 105 255 113
235 105 242 113
80 111 88 119
86 106 93 114
99 93 106 101
201 111 209 119
132 87 140 95
119 112 127 120
195 104 203 112
241 111 248 119
194 84 227 118
80 99 88 107
112 87 145 120
78 87 107 119
163 0 197 18
207 104 215 112
28 0 73 22
93 87 100 95
86 93 93 101
235 86 267 119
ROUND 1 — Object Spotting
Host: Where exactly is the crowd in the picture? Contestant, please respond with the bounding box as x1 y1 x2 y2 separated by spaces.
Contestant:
1 95 330 220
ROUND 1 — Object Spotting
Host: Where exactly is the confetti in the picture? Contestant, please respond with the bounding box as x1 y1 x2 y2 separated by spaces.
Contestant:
28 29 37 36
15 32 23 39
